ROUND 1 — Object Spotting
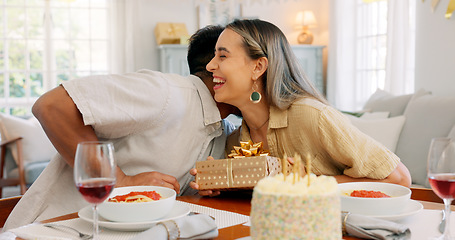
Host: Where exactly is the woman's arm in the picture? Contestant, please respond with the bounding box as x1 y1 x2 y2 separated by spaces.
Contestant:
318 107 412 187
334 162 412 187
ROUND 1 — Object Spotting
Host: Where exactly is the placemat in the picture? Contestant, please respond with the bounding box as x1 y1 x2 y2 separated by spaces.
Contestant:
5 201 250 240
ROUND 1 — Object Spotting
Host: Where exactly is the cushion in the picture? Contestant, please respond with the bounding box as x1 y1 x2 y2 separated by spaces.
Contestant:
0 113 57 166
360 111 390 119
448 125 455 139
347 115 406 153
363 89 414 117
8 160 50 184
395 94 455 187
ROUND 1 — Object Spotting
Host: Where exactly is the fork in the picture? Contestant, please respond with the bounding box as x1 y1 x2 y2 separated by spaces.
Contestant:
44 223 93 239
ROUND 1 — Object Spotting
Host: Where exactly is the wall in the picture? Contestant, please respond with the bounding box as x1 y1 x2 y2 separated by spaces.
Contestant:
131 0 197 71
133 0 329 74
241 0 330 88
415 0 455 96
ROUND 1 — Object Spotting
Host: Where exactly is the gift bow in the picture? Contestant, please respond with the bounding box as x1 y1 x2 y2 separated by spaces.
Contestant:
228 141 270 158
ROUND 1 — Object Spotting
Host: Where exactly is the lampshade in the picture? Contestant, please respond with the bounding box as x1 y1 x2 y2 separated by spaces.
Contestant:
295 11 317 28
295 10 317 44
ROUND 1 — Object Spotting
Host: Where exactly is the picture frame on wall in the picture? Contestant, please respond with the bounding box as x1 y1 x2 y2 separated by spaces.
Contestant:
197 0 242 28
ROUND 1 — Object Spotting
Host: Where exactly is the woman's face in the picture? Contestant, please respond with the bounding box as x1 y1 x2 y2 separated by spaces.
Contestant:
206 29 258 107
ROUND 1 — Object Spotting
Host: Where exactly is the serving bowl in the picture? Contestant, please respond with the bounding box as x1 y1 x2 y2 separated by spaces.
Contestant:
98 186 176 222
338 182 411 216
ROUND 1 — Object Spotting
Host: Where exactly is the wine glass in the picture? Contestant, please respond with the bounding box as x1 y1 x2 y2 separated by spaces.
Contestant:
428 137 455 240
74 141 116 240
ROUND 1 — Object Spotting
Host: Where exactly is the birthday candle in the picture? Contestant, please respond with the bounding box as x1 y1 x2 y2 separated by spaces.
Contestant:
295 154 302 181
282 153 288 181
293 154 298 184
306 153 312 187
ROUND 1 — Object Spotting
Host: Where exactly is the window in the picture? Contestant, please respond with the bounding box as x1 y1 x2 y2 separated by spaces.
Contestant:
0 0 110 116
328 0 415 111
355 0 388 107
353 0 415 109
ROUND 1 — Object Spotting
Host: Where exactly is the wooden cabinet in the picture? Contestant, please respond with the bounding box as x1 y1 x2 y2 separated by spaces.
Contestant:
158 44 325 93
158 44 190 76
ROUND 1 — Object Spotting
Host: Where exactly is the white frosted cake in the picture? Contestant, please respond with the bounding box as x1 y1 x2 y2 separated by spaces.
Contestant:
250 173 341 239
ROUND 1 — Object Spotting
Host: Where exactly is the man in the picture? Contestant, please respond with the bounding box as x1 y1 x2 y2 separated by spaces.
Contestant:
4 25 238 230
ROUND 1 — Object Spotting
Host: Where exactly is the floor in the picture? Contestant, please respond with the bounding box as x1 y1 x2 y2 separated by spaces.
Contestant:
1 186 21 198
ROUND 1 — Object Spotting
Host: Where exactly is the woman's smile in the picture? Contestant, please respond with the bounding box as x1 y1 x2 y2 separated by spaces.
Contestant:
213 76 225 90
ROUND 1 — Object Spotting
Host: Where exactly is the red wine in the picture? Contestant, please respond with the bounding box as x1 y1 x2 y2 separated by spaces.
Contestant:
77 178 115 204
429 174 455 200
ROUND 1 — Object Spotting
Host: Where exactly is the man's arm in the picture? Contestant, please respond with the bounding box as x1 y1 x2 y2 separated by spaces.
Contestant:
32 86 97 166
32 86 180 194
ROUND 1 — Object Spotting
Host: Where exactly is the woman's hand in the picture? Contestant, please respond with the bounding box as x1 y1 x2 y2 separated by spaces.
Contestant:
116 167 181 194
189 156 221 197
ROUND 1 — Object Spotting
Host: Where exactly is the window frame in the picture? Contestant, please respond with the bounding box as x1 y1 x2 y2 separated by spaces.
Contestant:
0 0 111 116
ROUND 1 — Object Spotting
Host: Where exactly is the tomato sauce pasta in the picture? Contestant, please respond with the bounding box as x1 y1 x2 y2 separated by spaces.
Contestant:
108 190 162 203
350 190 391 198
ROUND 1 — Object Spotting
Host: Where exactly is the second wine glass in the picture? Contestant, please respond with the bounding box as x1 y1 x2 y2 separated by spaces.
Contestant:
74 141 116 240
428 137 455 240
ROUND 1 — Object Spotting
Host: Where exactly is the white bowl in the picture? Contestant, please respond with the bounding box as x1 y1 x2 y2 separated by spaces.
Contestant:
338 182 411 216
98 186 176 222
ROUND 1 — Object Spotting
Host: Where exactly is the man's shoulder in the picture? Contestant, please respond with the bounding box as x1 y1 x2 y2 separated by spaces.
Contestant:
136 69 197 83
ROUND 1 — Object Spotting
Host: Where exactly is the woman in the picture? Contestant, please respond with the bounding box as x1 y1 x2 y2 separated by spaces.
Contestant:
190 19 411 196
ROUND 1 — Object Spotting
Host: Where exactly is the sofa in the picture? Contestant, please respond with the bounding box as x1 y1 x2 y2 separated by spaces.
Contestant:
344 88 455 187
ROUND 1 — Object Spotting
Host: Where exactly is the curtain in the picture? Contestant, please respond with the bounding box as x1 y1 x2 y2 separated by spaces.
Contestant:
327 0 415 111
385 0 415 95
327 0 357 111
109 0 141 74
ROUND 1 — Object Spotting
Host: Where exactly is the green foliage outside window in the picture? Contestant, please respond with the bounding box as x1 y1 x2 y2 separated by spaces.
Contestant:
1 1 109 116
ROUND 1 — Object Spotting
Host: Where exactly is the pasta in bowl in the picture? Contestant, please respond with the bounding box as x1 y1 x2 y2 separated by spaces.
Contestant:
339 182 411 216
98 186 176 222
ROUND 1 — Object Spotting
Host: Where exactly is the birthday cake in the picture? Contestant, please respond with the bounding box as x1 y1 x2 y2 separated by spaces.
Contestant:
250 172 341 239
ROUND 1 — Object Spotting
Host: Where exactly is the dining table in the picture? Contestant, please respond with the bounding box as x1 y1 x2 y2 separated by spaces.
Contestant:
29 188 452 240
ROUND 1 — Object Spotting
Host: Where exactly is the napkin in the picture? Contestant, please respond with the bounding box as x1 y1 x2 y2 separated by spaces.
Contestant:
342 212 411 240
131 213 218 240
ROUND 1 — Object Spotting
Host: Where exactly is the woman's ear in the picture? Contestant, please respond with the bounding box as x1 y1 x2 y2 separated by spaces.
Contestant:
252 57 268 80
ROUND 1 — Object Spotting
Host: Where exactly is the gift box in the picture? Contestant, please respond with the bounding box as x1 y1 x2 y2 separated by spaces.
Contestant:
154 22 189 44
196 156 283 190
196 141 293 190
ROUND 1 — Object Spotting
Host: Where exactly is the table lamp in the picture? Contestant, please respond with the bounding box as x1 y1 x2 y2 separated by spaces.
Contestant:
295 10 317 44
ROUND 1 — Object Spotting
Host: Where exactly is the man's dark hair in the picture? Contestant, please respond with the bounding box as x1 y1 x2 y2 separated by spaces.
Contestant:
187 25 224 77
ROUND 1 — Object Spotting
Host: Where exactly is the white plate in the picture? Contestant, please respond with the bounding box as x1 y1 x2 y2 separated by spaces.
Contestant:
78 201 190 231
362 200 423 221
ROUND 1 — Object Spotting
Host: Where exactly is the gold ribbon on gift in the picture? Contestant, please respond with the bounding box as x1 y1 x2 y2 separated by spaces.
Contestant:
227 141 270 158
224 141 270 188
226 158 233 188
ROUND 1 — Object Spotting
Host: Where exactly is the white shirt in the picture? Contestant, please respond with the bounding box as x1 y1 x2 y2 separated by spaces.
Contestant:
4 70 234 230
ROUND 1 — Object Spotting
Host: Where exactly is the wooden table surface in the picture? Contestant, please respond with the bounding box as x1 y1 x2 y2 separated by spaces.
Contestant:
39 189 450 240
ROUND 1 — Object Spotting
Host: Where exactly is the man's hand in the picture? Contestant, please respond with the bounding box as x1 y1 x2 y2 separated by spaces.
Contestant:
189 156 221 197
116 167 181 195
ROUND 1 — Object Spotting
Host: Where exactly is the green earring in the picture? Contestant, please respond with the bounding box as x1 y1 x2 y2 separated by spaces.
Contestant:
250 81 262 104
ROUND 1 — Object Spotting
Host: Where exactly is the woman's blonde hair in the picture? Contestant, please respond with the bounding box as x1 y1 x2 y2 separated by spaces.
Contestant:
226 19 327 109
